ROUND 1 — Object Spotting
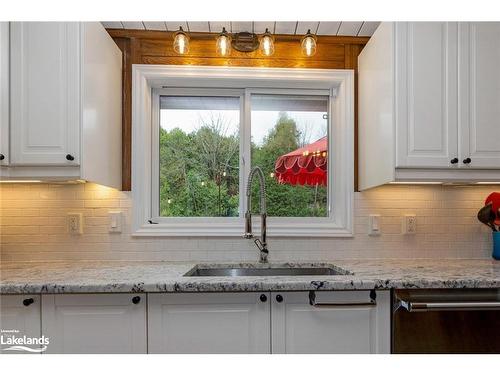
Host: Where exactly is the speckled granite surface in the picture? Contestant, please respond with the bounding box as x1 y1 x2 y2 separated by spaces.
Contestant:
1 259 499 294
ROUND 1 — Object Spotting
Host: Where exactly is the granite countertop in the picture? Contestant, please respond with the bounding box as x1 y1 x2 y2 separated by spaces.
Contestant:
1 259 499 294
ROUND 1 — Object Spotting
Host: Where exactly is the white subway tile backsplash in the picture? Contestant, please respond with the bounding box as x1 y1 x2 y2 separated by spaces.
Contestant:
0 183 497 262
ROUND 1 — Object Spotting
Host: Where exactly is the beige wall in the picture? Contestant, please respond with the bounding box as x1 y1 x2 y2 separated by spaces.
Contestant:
0 183 495 262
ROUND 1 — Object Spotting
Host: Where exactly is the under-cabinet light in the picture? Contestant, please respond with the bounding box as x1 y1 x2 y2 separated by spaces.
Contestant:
0 180 43 183
389 182 443 185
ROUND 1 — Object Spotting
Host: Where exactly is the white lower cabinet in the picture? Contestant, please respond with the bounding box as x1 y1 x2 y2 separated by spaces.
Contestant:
148 290 390 354
1 291 390 354
0 295 41 354
271 291 390 354
41 294 146 354
148 292 271 354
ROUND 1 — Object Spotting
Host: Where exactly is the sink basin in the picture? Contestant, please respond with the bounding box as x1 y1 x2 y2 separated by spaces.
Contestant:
184 264 352 277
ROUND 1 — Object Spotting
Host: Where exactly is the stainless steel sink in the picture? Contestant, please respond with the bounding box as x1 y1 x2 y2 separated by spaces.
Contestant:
184 264 352 277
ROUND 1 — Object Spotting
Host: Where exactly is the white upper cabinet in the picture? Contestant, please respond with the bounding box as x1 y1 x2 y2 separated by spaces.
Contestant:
0 23 9 166
10 22 80 166
271 291 390 354
396 22 458 168
359 22 500 190
41 294 146 354
459 22 500 168
1 22 122 189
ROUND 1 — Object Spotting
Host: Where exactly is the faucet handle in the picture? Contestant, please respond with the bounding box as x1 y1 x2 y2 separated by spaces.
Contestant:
243 233 253 239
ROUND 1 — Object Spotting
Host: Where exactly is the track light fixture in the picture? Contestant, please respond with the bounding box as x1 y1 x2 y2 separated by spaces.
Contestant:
170 26 318 58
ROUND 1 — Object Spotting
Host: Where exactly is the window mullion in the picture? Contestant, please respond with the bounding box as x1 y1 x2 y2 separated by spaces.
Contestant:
240 89 252 216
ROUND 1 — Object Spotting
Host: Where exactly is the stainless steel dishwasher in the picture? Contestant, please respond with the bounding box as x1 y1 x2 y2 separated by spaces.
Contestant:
392 289 500 353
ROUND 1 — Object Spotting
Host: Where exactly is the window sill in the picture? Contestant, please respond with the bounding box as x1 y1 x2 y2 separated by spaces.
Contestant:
131 220 354 238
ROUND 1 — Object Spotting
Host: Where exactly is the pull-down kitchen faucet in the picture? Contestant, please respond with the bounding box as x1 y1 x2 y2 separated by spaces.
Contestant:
244 166 268 263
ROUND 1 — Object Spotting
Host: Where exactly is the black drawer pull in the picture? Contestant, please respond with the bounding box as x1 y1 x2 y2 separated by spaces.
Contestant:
259 294 267 302
463 157 472 164
23 298 34 306
66 154 75 161
450 158 458 164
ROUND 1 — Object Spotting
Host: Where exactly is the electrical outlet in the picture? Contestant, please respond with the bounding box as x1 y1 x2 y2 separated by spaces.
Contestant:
368 214 381 236
67 213 83 235
403 214 417 235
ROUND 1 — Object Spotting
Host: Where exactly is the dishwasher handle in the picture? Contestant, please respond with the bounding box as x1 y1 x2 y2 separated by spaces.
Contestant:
398 300 500 312
308 290 377 308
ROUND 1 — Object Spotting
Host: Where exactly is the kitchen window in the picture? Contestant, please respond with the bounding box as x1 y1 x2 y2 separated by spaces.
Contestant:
132 66 353 236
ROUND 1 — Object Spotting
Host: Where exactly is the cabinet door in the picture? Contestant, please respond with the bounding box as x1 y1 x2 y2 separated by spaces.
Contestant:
41 294 146 354
0 295 42 354
0 22 8 167
459 22 500 168
10 22 80 166
148 292 271 353
396 22 459 168
271 291 390 354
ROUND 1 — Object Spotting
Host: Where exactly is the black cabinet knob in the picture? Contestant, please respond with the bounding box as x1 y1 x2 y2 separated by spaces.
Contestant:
132 296 141 304
23 298 34 306
276 294 283 303
0 154 4 161
463 157 472 164
259 294 267 302
66 154 75 161
450 158 458 164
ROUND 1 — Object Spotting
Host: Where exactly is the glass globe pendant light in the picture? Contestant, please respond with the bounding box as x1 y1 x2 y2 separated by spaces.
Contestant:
173 26 189 55
301 29 317 57
259 28 275 56
216 27 231 56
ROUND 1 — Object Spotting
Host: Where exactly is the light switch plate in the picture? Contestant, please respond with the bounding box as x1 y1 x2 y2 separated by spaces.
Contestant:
109 211 122 233
368 214 381 236
67 213 83 235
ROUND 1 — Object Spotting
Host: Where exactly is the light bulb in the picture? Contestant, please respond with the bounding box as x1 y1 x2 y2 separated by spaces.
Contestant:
301 29 317 57
216 27 231 56
260 28 275 56
173 26 189 55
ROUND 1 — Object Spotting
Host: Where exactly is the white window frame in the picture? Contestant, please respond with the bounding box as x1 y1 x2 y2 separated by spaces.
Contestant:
132 65 354 237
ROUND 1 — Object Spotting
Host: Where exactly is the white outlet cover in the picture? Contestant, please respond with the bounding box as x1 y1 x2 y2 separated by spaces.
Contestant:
403 214 417 235
67 213 83 235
